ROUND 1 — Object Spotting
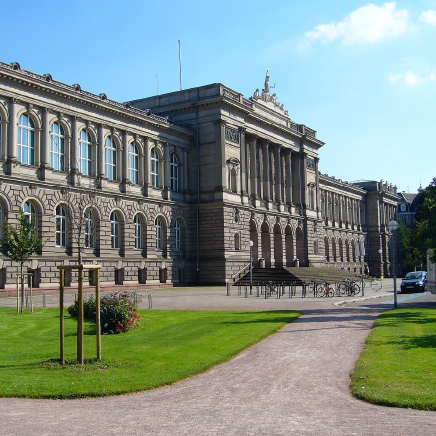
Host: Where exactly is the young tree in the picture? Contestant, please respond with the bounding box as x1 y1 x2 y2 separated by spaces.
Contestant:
62 175 99 265
1 208 44 312
415 177 436 263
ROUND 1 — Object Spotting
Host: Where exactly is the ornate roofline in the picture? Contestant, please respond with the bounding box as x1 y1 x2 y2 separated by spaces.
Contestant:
0 61 194 139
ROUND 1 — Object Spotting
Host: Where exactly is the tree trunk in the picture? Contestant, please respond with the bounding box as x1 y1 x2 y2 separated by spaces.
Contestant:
20 263 25 313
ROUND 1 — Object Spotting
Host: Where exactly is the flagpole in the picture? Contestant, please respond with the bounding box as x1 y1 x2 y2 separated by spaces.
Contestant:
178 40 182 91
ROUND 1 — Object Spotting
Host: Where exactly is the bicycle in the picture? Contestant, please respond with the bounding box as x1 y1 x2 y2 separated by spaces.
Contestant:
338 279 360 296
316 281 335 298
267 282 278 296
359 275 382 291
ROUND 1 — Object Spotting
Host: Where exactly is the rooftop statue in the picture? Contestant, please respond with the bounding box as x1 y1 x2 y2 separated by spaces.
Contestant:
251 69 288 115
263 69 276 96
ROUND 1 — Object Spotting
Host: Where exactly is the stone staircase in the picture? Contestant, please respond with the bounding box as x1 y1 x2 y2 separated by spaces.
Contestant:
234 266 358 286
233 267 304 286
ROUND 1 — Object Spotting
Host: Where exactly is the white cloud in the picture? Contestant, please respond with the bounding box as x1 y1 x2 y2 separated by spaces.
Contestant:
388 70 436 85
305 2 409 45
419 9 436 26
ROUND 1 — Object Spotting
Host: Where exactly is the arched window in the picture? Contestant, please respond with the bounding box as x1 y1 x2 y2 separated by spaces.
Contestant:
18 114 35 165
170 153 178 191
84 209 95 248
230 168 237 193
155 217 163 250
134 215 143 249
129 143 139 184
151 148 159 187
105 136 117 181
175 219 182 251
110 212 120 249
79 130 92 176
50 123 65 171
55 205 67 247
23 201 36 224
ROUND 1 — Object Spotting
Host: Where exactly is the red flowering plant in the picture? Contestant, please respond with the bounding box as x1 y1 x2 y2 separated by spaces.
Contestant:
100 292 141 334
68 291 141 334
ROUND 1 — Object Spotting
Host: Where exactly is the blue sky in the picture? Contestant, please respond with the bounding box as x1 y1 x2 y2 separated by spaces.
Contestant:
2 0 435 193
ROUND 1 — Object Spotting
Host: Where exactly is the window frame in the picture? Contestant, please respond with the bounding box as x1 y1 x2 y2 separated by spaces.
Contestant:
155 217 163 250
84 209 95 248
79 129 93 176
23 201 36 224
18 114 35 165
110 212 120 249
234 232 241 251
175 219 182 251
105 136 117 181
169 153 179 191
134 215 143 249
128 143 139 185
55 205 67 248
50 122 65 171
151 148 160 188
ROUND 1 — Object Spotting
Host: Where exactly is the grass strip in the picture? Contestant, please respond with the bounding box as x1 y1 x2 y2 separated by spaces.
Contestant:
0 307 299 399
351 307 436 410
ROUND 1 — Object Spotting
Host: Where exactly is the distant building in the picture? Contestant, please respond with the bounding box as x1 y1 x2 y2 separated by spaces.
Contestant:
398 191 421 228
0 62 399 290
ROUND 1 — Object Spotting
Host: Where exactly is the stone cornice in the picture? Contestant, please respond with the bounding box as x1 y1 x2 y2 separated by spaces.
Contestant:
0 62 194 140
319 173 367 196
129 83 325 148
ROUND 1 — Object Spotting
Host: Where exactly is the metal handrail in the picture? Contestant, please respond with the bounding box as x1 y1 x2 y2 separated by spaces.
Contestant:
231 263 251 282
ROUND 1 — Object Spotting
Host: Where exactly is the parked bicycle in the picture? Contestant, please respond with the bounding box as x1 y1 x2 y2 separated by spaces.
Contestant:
316 281 335 298
359 275 382 291
338 279 360 296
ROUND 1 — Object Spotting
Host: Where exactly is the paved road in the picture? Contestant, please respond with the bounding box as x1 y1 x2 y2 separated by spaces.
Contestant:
1 281 435 435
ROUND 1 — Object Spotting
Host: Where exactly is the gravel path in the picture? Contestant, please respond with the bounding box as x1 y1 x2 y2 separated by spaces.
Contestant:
1 285 435 435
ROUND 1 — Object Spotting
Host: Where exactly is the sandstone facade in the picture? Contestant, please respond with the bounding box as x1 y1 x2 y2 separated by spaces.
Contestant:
0 63 399 288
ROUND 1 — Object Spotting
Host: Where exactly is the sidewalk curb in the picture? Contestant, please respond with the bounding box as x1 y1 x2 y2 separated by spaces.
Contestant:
334 292 391 306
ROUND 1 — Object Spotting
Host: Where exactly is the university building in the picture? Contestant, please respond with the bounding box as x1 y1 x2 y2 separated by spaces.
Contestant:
0 61 399 289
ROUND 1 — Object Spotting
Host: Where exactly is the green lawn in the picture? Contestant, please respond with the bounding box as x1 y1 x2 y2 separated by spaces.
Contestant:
0 307 300 399
351 307 436 410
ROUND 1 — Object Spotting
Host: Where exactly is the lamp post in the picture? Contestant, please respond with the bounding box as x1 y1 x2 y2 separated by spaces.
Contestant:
388 220 399 308
378 248 383 278
249 240 254 293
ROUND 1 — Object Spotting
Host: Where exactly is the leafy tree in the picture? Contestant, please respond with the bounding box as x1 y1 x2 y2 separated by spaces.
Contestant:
1 208 44 312
398 221 415 274
415 177 436 263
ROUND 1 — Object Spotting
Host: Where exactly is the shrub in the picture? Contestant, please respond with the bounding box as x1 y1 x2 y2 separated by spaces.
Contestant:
67 295 96 319
67 292 140 334
100 292 141 334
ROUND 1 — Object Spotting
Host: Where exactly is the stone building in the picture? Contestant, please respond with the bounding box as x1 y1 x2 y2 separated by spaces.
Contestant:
0 62 399 289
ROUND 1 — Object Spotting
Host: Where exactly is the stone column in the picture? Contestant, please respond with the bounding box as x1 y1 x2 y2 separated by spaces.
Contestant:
183 148 188 192
299 151 307 209
164 142 170 190
7 97 18 175
262 140 270 201
239 127 246 195
249 135 258 197
40 107 50 180
315 157 320 217
98 124 105 182
284 149 292 205
274 144 282 203
215 120 227 191
143 137 151 196
122 130 129 192
70 116 79 185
